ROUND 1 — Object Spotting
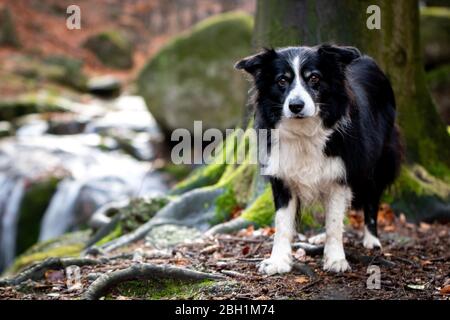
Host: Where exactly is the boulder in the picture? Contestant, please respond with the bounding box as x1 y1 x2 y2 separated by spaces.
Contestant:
84 30 134 69
421 7 450 69
87 75 121 97
137 11 253 135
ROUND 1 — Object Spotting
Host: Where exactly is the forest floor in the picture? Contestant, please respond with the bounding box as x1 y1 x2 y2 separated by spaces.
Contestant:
0 209 449 300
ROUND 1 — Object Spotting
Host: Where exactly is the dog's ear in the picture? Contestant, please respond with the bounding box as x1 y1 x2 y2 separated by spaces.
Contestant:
234 48 276 76
318 44 361 66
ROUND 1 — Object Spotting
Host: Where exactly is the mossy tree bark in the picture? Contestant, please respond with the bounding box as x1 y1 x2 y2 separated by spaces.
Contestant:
254 0 450 178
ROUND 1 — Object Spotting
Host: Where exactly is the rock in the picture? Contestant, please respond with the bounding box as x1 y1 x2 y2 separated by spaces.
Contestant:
0 92 72 122
145 224 201 248
421 7 450 68
16 177 61 255
7 230 90 274
83 30 134 69
0 6 20 47
427 64 450 124
87 75 122 97
42 56 88 91
0 121 12 137
137 11 253 135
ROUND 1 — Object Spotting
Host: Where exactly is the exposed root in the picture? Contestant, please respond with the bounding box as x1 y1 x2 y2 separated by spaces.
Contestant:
82 263 226 300
91 187 224 254
205 217 253 236
0 257 105 287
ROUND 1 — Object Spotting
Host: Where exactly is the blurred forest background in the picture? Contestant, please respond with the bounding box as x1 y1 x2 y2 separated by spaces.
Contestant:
0 0 448 300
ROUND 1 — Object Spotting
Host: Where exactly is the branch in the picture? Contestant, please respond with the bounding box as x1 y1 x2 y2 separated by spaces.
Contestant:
82 263 225 300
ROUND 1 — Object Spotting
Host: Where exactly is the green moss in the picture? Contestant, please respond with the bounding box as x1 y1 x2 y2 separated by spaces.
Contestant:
0 94 69 121
95 224 122 247
111 279 215 300
16 177 60 255
241 186 275 227
119 197 170 233
10 244 83 274
213 186 238 224
158 163 192 181
383 165 450 220
83 30 133 69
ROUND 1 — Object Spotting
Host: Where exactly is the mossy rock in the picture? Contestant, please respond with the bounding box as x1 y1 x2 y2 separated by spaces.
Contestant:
137 11 253 135
6 230 90 275
421 7 450 68
84 30 133 69
42 56 87 91
427 64 450 124
0 92 71 121
384 165 450 222
0 6 20 47
16 177 61 255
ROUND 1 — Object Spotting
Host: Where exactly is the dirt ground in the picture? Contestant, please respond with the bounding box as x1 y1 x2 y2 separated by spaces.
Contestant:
0 209 449 300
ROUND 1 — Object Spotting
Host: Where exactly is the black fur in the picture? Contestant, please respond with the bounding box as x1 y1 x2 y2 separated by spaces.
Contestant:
236 44 402 237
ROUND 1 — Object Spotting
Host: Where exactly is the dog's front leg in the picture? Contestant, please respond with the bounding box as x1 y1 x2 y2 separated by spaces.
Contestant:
259 178 297 275
323 185 352 273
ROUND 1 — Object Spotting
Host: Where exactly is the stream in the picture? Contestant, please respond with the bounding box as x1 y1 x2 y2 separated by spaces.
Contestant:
0 95 168 271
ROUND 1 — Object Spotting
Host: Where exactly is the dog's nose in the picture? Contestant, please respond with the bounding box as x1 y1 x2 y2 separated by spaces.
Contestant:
289 101 305 114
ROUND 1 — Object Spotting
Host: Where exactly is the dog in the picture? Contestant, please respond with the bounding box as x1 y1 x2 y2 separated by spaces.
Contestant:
235 44 402 274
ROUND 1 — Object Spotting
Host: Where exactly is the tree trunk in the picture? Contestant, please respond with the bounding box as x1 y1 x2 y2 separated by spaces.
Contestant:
254 0 450 178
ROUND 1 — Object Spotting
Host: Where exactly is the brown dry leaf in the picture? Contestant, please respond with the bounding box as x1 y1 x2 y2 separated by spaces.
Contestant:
230 207 243 219
419 222 431 232
294 276 309 284
45 270 65 283
377 203 395 227
261 227 276 237
348 210 364 230
238 225 254 237
440 285 450 295
242 246 250 256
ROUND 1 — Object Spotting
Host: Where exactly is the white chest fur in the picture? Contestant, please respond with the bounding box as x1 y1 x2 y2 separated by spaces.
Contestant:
264 118 347 205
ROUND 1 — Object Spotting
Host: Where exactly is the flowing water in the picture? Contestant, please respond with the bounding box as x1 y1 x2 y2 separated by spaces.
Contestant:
0 95 168 271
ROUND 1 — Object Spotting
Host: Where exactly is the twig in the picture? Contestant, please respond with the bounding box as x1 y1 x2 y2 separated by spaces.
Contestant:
82 263 225 300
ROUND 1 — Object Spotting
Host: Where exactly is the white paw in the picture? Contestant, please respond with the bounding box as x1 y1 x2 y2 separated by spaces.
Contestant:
363 227 382 249
258 256 292 275
308 232 326 245
323 257 351 273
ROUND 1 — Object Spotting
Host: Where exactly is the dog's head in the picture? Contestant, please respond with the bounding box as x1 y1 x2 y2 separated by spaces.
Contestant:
235 45 360 128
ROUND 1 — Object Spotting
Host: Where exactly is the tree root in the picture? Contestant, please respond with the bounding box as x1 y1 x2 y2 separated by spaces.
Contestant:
0 257 106 287
82 263 226 300
205 217 253 236
89 187 224 254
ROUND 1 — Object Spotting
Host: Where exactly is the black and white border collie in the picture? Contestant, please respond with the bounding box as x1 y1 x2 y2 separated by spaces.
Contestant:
235 45 402 274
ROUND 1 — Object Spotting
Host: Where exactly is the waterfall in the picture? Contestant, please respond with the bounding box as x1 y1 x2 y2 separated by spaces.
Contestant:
38 178 83 242
0 177 25 271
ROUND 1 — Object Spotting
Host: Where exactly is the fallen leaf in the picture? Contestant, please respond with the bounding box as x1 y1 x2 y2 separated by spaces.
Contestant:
242 246 250 256
419 222 431 232
440 285 450 295
294 276 309 284
45 270 65 283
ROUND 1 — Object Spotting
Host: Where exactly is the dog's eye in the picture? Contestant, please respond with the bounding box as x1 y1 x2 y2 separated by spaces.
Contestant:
277 78 288 87
309 74 320 84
